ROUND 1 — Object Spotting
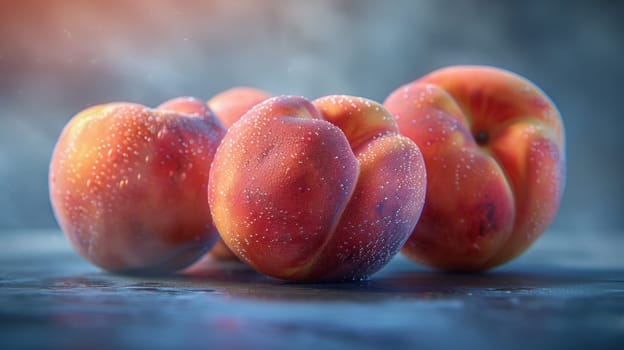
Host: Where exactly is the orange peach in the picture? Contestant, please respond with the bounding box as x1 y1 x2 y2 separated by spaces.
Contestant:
208 87 271 128
384 66 566 271
208 95 427 281
49 97 226 273
206 86 271 260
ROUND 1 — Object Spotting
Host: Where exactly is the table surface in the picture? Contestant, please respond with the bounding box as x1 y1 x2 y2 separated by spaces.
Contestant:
1 230 623 350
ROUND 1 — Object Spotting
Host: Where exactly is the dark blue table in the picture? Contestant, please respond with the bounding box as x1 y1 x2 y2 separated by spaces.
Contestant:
1 230 623 349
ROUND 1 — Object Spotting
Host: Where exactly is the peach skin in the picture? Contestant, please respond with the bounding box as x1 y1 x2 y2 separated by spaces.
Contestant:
49 97 226 273
384 65 566 271
208 95 426 281
206 86 271 260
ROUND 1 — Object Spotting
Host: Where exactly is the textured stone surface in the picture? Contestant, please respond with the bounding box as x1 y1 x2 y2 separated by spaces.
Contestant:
1 230 623 349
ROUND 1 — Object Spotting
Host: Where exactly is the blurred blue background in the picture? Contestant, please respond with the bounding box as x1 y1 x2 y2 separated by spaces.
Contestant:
0 0 622 235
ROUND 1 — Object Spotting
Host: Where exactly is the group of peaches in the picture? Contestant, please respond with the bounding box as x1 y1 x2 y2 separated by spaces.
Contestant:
49 66 566 281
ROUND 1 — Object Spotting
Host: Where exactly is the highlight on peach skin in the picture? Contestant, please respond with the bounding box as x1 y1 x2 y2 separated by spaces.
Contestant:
384 65 566 271
208 95 427 281
49 97 226 273
205 86 271 260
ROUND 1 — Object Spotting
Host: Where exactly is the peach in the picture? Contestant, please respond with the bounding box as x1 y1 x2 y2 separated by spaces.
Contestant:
49 97 226 273
206 86 271 260
208 95 427 281
384 66 566 271
208 87 271 128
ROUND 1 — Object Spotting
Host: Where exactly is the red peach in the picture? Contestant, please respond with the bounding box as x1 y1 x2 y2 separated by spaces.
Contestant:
49 97 226 273
205 86 271 260
208 95 426 281
384 66 566 271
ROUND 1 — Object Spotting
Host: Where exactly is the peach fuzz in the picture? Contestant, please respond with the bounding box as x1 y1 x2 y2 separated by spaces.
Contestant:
49 97 226 273
205 86 271 260
208 95 427 281
384 66 565 271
